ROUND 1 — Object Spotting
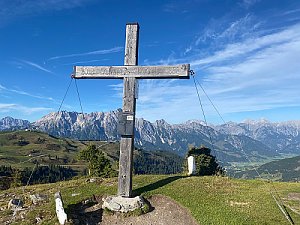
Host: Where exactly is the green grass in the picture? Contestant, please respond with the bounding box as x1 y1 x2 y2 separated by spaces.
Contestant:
0 177 118 225
1 175 300 225
146 176 300 225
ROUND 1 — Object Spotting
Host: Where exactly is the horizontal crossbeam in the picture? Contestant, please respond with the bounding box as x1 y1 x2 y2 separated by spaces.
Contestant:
72 64 190 79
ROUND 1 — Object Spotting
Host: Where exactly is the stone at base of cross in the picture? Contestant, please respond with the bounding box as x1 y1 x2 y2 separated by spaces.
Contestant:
102 195 146 213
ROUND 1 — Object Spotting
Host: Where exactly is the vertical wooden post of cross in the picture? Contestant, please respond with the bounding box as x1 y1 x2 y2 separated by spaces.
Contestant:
118 23 139 197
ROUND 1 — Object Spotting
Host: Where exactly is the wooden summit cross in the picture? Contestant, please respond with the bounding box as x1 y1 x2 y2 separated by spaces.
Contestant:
72 23 190 197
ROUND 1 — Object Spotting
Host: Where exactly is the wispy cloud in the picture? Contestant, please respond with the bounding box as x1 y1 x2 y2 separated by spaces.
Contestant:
48 47 123 61
0 103 16 113
190 23 300 119
108 82 131 100
18 59 54 74
0 103 52 115
281 8 300 16
0 83 56 102
135 13 300 123
134 79 194 122
190 14 261 54
190 23 300 67
239 0 261 9
0 0 95 27
162 2 189 14
62 59 109 66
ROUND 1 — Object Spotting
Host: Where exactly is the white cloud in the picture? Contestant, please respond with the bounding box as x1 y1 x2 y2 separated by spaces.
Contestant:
0 83 56 102
281 8 300 16
0 103 52 114
62 59 109 66
162 2 189 14
0 0 95 26
136 79 197 122
0 103 18 113
19 59 54 74
48 47 123 61
108 83 123 98
135 19 300 123
195 14 259 47
191 23 300 66
190 23 300 116
240 0 261 9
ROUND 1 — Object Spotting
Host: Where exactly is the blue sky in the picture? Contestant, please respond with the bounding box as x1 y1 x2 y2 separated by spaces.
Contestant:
1 0 300 124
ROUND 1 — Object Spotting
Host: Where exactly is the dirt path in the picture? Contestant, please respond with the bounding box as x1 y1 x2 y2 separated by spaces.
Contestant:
100 195 199 225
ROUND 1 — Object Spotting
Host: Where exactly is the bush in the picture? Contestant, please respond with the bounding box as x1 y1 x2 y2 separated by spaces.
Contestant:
186 146 224 176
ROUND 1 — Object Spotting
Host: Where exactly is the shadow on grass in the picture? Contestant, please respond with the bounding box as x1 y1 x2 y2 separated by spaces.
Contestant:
65 196 103 225
133 175 185 196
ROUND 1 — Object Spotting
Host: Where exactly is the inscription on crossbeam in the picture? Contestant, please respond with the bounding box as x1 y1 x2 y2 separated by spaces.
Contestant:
73 64 190 79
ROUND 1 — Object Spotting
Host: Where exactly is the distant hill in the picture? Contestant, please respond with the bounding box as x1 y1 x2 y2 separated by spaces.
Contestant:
0 130 183 175
0 130 84 169
234 155 300 181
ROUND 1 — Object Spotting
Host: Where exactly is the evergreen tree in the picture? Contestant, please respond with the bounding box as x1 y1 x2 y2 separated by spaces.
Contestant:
186 146 224 176
0 165 13 176
78 144 117 177
11 169 22 187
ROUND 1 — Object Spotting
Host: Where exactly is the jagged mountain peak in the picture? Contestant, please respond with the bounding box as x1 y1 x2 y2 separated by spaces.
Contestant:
2 116 14 120
242 118 270 125
183 119 207 126
155 119 168 124
0 116 31 131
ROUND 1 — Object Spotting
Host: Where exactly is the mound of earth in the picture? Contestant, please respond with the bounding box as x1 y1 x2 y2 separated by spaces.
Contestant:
68 194 199 225
101 195 199 225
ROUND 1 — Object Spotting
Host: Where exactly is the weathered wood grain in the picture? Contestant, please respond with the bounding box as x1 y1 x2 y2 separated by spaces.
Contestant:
73 64 190 79
124 23 139 66
117 23 139 197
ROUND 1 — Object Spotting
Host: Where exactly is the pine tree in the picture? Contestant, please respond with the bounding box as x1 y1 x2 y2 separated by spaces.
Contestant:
78 144 117 177
11 169 22 188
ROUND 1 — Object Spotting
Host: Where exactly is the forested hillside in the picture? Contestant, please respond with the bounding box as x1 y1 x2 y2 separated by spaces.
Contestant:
234 155 300 181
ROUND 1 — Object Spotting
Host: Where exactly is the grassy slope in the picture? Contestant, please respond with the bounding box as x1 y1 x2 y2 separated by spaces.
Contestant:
0 130 87 169
0 131 123 173
0 131 183 173
1 175 300 225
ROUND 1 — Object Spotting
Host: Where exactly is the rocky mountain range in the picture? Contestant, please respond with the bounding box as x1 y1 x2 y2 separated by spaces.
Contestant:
1 110 300 165
0 116 31 131
214 119 300 155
